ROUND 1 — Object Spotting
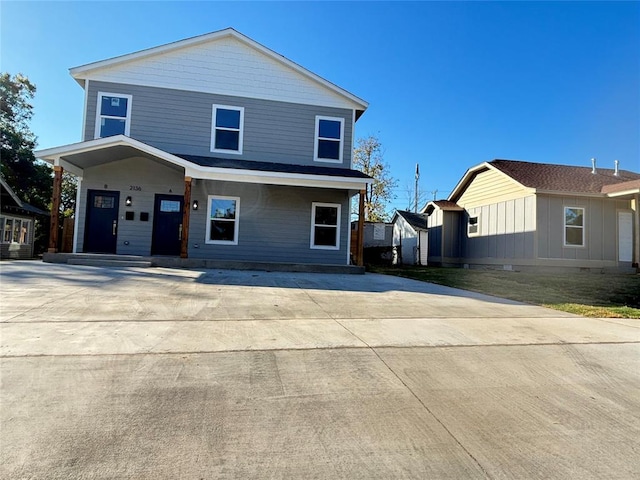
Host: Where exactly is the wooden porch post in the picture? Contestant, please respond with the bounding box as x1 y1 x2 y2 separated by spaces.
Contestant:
180 176 192 259
357 189 365 267
48 165 63 253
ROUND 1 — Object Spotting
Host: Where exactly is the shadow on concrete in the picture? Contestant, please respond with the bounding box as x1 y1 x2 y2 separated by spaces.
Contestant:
0 260 521 305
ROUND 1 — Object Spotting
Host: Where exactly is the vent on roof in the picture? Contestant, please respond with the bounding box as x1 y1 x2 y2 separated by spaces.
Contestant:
591 158 597 174
614 160 619 176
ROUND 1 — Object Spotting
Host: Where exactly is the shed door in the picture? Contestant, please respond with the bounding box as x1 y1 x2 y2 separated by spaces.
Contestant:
419 231 428 265
618 211 633 262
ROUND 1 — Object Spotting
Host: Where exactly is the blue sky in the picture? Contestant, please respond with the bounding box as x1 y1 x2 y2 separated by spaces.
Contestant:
2 1 639 213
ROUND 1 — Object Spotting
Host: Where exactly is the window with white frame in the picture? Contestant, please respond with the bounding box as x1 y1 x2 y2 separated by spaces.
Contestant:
211 105 244 154
206 196 240 244
564 207 585 247
0 216 31 244
468 214 479 236
311 202 341 249
314 116 344 163
95 92 132 138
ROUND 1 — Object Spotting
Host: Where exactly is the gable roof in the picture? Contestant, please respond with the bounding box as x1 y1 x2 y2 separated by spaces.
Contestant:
421 200 463 215
0 176 48 216
450 159 640 201
393 210 428 231
70 27 368 117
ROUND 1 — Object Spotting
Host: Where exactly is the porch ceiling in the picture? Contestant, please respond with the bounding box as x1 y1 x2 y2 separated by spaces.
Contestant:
56 145 184 172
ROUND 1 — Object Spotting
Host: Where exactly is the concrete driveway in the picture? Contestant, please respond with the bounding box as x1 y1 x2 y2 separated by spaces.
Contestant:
1 261 639 479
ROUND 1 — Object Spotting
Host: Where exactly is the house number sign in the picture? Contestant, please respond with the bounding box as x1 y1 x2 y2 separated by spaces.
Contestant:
129 185 142 191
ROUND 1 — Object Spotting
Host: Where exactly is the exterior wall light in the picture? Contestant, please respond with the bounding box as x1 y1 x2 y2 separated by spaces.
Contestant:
192 200 199 210
125 196 132 207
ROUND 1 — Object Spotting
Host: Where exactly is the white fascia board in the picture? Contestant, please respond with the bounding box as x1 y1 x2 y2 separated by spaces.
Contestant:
184 165 372 190
69 28 368 112
606 188 640 198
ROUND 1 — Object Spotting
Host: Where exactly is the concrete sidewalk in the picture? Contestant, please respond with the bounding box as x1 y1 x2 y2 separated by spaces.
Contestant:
1 261 639 479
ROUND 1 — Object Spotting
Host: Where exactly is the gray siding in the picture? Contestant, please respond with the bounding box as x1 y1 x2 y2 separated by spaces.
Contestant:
85 81 354 167
188 181 350 265
536 195 628 262
460 196 536 264
76 157 185 255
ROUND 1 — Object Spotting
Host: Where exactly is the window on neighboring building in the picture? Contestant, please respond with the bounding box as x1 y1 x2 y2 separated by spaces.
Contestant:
211 105 244 154
314 116 344 163
564 207 585 247
95 92 132 138
206 196 240 244
0 216 30 244
468 215 479 236
311 202 341 249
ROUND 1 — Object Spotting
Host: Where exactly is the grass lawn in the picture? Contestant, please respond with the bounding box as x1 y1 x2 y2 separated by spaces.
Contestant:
371 266 640 319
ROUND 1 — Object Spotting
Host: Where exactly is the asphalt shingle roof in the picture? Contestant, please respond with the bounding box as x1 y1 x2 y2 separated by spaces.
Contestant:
173 154 372 179
489 159 640 194
395 210 428 231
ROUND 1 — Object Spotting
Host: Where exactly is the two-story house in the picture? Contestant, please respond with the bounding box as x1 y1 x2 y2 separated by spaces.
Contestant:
36 28 372 270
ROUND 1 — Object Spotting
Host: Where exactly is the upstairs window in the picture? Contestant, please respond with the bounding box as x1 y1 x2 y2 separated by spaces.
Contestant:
95 92 132 138
314 116 344 163
311 202 341 249
211 105 244 154
564 207 585 247
206 196 240 245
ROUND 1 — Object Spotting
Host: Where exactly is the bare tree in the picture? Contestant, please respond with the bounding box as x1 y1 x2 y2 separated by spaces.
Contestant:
352 134 397 222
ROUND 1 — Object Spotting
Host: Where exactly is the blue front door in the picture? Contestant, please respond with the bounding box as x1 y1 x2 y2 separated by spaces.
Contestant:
84 190 120 254
151 194 183 256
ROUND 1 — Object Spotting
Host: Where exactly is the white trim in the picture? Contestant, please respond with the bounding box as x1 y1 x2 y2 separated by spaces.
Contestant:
467 213 480 237
210 105 244 155
72 177 82 253
563 206 586 248
314 116 344 164
310 202 341 250
81 79 89 140
0 216 32 245
94 92 132 139
350 109 356 169
70 28 368 112
205 195 240 245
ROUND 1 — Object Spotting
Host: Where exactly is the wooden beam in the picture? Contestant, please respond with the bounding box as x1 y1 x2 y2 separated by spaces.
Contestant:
357 189 365 267
180 176 192 258
48 165 63 253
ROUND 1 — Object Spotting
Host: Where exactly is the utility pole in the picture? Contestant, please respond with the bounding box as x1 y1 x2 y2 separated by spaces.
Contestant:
414 163 419 213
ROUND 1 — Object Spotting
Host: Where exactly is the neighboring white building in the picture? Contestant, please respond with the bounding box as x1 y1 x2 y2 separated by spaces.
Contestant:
391 210 428 265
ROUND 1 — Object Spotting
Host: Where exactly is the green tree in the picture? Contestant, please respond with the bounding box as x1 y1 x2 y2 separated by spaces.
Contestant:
1 73 52 210
353 134 397 222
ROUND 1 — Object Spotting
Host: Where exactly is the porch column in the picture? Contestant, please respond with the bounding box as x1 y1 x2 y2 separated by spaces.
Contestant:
357 189 365 267
180 176 192 258
48 165 63 253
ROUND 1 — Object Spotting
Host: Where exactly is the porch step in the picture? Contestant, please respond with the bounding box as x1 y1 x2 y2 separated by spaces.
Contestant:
67 258 153 268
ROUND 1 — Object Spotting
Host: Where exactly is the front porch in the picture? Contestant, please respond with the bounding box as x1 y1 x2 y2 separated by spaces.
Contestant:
42 252 365 274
